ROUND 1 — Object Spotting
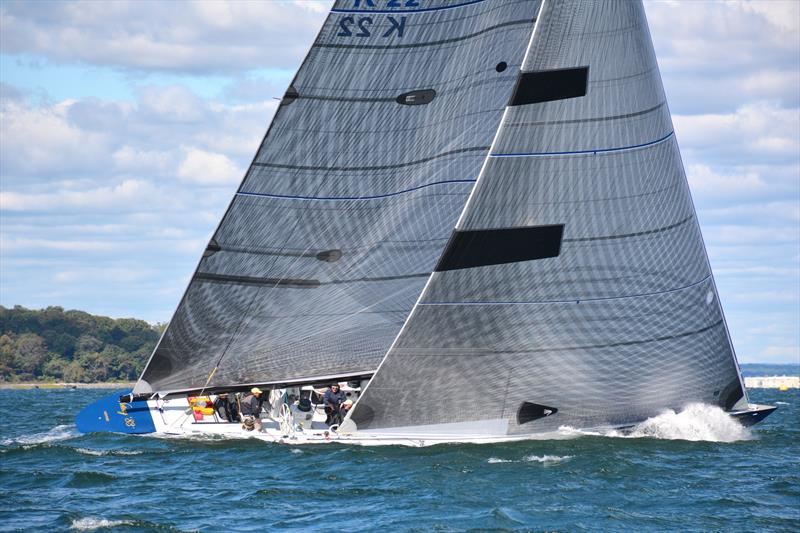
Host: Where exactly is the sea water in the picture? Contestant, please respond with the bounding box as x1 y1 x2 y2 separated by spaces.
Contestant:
0 388 797 532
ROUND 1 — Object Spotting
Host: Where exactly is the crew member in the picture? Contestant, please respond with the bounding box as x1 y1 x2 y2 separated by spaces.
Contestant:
240 387 265 431
323 383 346 426
214 393 240 423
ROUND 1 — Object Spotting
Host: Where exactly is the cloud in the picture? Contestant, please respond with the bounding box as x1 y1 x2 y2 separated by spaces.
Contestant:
757 346 800 365
674 103 799 163
645 0 800 112
177 147 243 185
52 267 152 284
1 83 278 184
0 98 112 177
0 0 329 74
0 236 118 252
686 164 765 195
0 179 158 212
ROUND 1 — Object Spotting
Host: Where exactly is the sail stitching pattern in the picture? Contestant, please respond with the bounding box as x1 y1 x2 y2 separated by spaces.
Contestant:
490 130 674 157
422 273 712 306
331 0 488 14
397 319 725 355
505 101 665 128
251 146 489 172
563 214 693 243
236 179 475 202
196 271 430 287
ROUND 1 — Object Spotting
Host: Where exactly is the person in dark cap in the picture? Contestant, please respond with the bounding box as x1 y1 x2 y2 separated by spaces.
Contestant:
323 383 346 426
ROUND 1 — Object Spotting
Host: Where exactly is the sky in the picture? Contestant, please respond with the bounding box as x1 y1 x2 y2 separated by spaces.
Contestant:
0 0 798 364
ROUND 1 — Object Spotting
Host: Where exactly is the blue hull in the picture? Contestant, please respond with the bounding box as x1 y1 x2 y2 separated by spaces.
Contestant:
75 392 156 434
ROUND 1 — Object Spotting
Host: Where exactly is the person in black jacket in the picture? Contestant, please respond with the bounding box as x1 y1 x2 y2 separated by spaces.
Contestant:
240 387 265 431
213 393 240 423
323 383 346 426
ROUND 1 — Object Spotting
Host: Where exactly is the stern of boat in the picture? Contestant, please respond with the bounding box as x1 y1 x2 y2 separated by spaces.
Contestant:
76 392 156 434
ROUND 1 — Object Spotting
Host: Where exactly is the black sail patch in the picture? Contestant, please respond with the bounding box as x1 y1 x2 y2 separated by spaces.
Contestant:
509 67 589 106
435 225 564 272
517 402 558 424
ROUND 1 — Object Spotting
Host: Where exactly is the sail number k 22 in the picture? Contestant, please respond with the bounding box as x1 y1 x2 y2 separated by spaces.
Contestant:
337 16 406 38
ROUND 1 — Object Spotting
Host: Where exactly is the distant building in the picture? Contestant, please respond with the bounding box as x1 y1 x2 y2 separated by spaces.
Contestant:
744 376 799 389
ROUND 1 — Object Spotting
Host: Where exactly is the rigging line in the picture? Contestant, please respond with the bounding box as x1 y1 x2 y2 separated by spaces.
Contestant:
196 224 320 396
236 179 476 202
245 281 425 371
246 239 434 354
489 130 675 158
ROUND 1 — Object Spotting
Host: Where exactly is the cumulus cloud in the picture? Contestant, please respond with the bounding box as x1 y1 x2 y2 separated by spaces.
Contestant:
674 103 799 163
0 0 329 74
686 164 765 195
177 147 243 185
645 0 800 112
0 98 112 177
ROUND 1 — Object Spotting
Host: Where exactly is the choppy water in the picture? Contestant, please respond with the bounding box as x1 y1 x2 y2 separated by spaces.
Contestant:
0 388 797 532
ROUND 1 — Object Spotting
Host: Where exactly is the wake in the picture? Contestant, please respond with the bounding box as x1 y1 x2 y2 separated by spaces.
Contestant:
560 403 751 443
0 424 78 447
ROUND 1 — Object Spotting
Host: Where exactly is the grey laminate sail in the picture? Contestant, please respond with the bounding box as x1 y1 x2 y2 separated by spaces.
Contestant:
346 0 749 436
133 0 542 395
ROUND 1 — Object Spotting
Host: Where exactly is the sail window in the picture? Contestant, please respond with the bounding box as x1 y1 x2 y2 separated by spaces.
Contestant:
495 62 507 73
435 224 564 272
509 66 589 106
517 402 558 424
396 89 436 106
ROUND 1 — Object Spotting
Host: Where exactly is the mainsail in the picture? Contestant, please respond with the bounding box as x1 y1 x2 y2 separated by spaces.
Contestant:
346 0 749 435
134 0 542 395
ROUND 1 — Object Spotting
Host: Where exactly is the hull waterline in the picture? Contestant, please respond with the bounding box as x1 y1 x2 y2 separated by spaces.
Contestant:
75 393 776 446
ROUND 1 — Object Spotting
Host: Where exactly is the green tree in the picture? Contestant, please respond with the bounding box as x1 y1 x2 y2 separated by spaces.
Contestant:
42 357 68 380
14 333 48 376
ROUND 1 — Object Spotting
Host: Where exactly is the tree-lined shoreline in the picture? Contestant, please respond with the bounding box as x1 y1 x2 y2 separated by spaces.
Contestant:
0 305 163 383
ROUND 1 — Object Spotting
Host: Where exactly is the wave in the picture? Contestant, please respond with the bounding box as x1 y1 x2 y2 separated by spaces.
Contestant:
74 447 142 457
71 518 132 530
0 424 78 447
560 403 751 442
775 401 790 405
487 454 572 464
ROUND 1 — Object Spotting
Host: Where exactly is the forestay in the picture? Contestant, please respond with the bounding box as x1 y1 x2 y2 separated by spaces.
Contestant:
134 0 542 395
347 0 749 435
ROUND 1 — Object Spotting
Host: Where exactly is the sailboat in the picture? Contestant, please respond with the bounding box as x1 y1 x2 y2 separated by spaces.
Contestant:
76 0 775 445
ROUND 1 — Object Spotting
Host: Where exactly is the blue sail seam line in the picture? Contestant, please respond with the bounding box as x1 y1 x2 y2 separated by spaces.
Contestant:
421 274 712 306
331 0 486 14
236 179 476 201
490 131 675 158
